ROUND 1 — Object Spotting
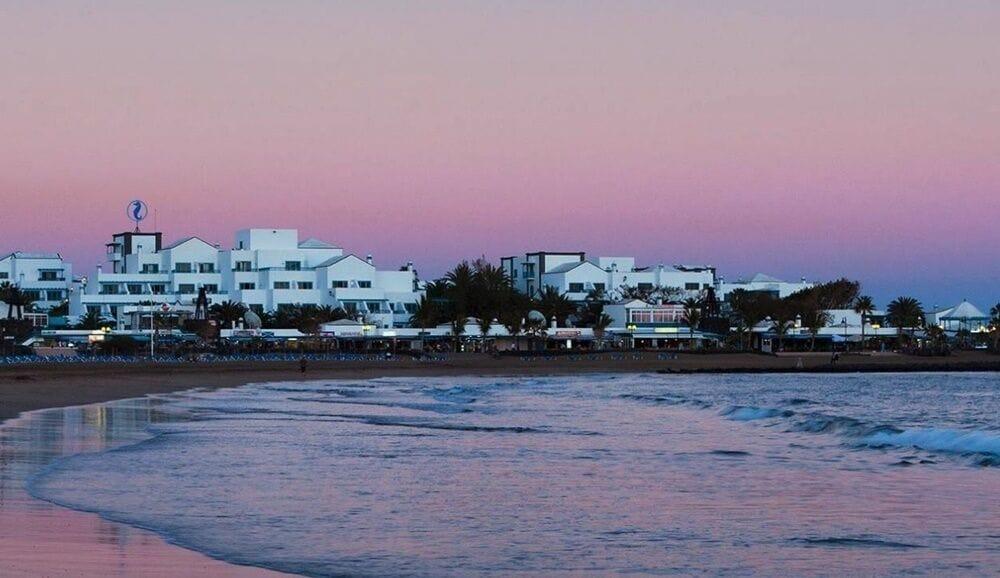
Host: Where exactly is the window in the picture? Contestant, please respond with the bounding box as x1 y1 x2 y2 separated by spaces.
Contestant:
703 283 711 290
0 272 8 279
568 283 584 293
512 270 518 279
331 280 348 288
239 282 256 290
685 282 700 291
174 263 192 273
298 281 313 290
342 302 358 314
150 284 166 294
178 284 195 294
198 263 215 273
235 261 252 272
273 281 291 289
142 264 159 274
46 290 63 301
100 284 119 295
86 305 101 315
22 290 41 301
366 301 383 313
358 280 372 288
638 282 654 291
404 302 418 314
630 306 683 324
202 284 219 294
127 284 144 295
39 271 61 281
285 261 301 271
593 283 606 292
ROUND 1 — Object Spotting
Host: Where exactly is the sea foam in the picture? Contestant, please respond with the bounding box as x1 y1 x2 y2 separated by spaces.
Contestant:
862 428 1000 457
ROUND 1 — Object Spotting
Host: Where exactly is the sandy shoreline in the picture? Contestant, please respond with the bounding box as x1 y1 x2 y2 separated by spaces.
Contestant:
2 351 998 424
1 352 997 577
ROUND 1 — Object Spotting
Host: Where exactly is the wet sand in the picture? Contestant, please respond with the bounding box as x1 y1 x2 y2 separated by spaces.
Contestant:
0 403 290 577
1 350 997 577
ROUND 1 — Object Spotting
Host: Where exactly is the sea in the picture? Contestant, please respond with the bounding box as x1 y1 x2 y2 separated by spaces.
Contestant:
19 372 1000 576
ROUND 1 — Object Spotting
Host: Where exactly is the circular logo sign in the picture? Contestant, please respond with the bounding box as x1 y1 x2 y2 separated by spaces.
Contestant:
127 200 149 223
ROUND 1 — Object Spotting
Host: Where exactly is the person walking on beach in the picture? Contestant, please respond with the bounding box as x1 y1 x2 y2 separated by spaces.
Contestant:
299 356 308 374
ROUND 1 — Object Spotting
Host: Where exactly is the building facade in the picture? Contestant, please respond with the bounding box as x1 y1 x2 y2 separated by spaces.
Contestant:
0 252 73 311
925 301 991 334
70 229 422 329
501 251 716 301
715 273 814 302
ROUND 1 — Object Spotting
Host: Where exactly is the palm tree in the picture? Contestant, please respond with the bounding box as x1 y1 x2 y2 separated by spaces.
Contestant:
444 261 476 316
209 300 248 329
498 309 523 351
449 312 467 352
409 295 439 333
618 284 653 302
769 305 795 352
800 306 832 351
654 285 684 303
471 258 511 333
925 324 946 347
886 296 925 344
681 297 702 349
315 305 348 323
727 290 773 351
537 286 575 327
592 312 613 349
476 316 494 349
0 282 31 320
853 295 875 350
522 315 547 352
74 309 108 330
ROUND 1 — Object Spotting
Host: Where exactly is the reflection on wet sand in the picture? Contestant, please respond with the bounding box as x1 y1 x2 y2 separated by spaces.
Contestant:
0 399 285 577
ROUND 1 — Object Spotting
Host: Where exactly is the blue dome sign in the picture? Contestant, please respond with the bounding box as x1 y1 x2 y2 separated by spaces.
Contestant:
127 200 149 225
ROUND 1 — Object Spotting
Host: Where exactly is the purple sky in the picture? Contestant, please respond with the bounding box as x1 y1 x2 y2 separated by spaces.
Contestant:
1 1 997 309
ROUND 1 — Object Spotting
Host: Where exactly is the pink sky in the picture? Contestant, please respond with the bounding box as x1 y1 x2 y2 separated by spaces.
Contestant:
1 1 997 307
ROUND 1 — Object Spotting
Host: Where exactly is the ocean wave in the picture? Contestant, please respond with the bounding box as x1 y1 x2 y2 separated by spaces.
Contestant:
862 428 1000 457
721 406 793 421
793 536 924 549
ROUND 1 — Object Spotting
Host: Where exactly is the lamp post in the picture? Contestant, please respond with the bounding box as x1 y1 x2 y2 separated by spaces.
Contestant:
148 302 155 358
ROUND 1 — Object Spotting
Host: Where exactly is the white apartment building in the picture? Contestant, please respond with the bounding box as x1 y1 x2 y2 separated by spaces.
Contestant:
715 273 814 302
500 251 716 301
70 229 422 329
0 252 73 310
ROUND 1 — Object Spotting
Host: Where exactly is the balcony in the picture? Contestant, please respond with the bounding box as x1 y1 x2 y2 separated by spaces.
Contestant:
329 287 385 301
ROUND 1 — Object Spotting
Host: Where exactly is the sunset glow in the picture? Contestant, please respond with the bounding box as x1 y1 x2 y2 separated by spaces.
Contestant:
2 1 997 305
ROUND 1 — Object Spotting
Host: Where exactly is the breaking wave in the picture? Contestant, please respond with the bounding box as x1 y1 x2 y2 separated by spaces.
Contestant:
862 428 1000 457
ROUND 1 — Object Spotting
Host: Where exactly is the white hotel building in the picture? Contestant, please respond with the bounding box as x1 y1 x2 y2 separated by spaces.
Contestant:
500 251 716 301
0 252 73 311
69 229 422 329
715 273 814 302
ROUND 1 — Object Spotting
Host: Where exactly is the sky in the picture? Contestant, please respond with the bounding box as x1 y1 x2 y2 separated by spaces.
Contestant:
1 1 997 309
